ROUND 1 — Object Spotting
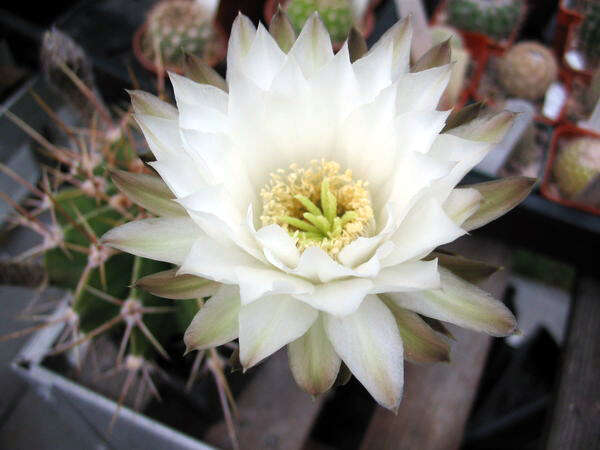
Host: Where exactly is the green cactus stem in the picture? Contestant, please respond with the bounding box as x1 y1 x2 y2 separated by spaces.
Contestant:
286 0 354 43
447 0 522 41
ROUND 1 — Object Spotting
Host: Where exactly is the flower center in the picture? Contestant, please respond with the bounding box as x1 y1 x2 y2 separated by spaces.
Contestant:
260 159 374 256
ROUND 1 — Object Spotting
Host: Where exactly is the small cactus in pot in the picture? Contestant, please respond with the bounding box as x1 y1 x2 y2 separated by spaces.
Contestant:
497 41 558 102
447 0 523 41
1 29 238 445
137 0 225 72
553 137 600 199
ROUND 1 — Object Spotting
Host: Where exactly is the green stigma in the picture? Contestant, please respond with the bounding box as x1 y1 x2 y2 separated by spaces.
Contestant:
280 178 358 243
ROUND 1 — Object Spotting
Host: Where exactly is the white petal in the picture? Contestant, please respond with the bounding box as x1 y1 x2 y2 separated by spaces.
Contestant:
227 13 257 81
368 18 412 79
289 13 334 79
179 237 258 284
134 114 182 160
384 197 466 267
395 65 452 115
288 314 341 395
353 36 393 102
102 217 201 265
443 188 483 226
169 72 229 111
184 284 241 352
394 110 450 154
294 247 354 282
427 133 491 202
177 101 229 134
239 295 318 369
242 23 286 90
149 157 206 198
177 185 243 232
255 224 300 268
370 259 441 294
294 278 373 316
324 295 404 411
388 267 517 336
129 90 177 119
235 265 314 305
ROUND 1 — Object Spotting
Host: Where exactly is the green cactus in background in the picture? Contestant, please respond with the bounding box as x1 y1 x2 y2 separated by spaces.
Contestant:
143 0 218 67
447 0 522 41
554 137 600 199
286 0 354 43
0 29 238 444
579 2 600 64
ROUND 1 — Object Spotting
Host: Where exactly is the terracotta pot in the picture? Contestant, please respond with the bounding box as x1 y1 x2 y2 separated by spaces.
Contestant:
132 20 227 75
263 0 376 51
540 124 600 216
555 0 585 55
562 23 595 84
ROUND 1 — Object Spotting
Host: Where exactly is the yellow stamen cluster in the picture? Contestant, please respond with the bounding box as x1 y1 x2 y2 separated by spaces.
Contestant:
260 159 374 257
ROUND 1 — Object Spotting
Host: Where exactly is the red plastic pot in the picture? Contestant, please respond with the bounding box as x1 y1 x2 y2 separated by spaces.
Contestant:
263 0 376 51
132 21 228 75
541 124 600 216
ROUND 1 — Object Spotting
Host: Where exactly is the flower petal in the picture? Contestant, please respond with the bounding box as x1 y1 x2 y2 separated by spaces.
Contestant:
134 114 182 160
101 217 201 265
461 177 535 231
368 17 412 80
226 13 257 80
235 265 314 305
381 297 450 364
110 169 186 217
128 90 177 119
324 295 404 411
184 284 241 352
288 314 341 395
255 224 300 268
135 269 220 300
449 110 515 143
239 294 318 369
384 198 466 267
370 259 440 294
443 187 483 226
289 13 334 79
242 23 286 90
169 72 229 112
149 156 207 198
395 65 452 115
388 268 517 336
294 278 373 316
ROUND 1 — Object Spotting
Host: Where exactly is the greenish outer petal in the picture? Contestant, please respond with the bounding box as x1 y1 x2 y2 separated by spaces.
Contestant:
184 284 241 353
135 268 219 300
324 295 404 411
428 252 500 284
381 296 450 364
388 268 517 337
288 314 341 395
444 187 483 226
101 217 201 265
461 177 536 231
111 169 186 217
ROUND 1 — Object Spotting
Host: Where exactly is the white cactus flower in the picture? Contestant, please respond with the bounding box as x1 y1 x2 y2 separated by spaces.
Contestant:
104 13 533 411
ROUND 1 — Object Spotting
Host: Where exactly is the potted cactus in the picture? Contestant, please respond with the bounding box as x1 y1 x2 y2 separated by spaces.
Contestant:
133 0 227 75
2 29 238 448
432 0 527 55
263 0 375 49
474 41 566 124
563 1 600 79
541 125 600 215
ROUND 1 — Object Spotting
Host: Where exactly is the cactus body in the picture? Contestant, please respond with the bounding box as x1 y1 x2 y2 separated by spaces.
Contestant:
553 137 600 198
143 0 217 67
497 42 558 101
579 2 600 64
447 0 521 41
286 0 354 43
